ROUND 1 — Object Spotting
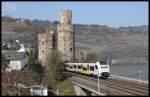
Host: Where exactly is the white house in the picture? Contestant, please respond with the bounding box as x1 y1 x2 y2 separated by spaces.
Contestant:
16 44 26 52
6 59 27 71
30 85 48 96
2 50 28 72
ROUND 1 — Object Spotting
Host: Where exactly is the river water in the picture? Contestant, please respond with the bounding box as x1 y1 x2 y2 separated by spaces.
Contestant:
110 64 149 80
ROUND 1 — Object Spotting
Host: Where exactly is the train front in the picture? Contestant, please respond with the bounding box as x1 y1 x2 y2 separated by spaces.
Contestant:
97 60 110 78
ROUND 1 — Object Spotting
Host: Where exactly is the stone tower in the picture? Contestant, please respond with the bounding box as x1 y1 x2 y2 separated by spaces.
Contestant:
38 25 55 66
57 9 75 62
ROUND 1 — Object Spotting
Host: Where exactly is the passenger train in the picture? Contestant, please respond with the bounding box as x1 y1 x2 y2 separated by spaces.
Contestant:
63 60 110 78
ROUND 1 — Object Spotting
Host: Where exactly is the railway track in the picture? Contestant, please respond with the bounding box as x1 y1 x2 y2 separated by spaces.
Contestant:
106 78 148 91
63 71 149 95
78 75 148 95
99 79 148 95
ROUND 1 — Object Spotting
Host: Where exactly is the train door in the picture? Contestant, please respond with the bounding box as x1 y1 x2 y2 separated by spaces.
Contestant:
90 65 95 75
81 64 83 74
94 63 99 76
87 64 90 75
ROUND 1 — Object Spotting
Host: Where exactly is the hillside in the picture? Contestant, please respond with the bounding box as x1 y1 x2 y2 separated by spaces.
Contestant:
74 24 148 65
2 16 148 65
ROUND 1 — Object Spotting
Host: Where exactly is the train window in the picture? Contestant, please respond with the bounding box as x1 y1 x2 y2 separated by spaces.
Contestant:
78 65 81 69
83 67 87 71
99 61 107 65
90 66 94 71
74 65 77 68
69 65 73 69
101 66 108 69
95 65 98 69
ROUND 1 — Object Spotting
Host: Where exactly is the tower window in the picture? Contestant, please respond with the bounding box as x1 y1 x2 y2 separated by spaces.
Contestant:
42 41 44 45
70 48 72 52
43 50 44 53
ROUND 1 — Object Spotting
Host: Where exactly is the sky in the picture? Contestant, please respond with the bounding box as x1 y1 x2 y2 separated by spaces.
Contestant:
2 1 148 27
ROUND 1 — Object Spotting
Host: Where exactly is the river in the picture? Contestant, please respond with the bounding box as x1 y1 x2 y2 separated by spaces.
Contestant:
110 64 148 80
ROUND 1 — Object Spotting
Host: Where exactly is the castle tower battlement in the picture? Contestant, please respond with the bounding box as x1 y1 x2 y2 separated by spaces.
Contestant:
60 9 72 25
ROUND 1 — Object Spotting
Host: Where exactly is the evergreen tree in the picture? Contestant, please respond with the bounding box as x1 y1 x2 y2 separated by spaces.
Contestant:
1 54 7 72
28 50 33 66
43 50 63 88
51 52 63 81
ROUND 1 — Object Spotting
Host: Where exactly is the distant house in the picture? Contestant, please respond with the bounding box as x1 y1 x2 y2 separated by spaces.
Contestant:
16 44 26 52
6 59 27 71
30 85 48 96
2 50 27 72
1 42 20 50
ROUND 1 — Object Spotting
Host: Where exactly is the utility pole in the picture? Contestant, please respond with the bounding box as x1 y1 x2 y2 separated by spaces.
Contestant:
18 84 20 96
56 89 59 96
78 50 80 62
98 74 100 94
138 70 142 80
41 84 43 96
16 83 20 96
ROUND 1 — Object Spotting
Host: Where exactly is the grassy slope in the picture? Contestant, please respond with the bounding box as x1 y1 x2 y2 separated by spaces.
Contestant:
53 79 76 96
